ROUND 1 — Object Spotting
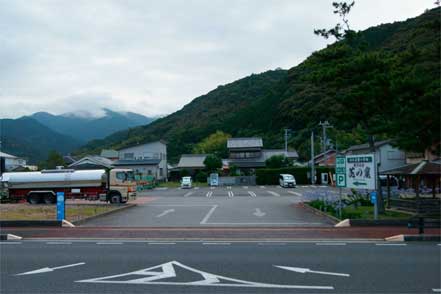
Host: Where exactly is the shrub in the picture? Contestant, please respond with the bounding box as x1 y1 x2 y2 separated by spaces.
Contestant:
195 171 207 183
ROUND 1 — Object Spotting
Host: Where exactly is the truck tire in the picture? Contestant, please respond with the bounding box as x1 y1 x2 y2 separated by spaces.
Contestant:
28 193 42 204
43 193 56 204
109 193 122 204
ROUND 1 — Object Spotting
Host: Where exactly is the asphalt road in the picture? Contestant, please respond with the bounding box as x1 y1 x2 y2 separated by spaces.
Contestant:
82 185 336 227
1 240 440 294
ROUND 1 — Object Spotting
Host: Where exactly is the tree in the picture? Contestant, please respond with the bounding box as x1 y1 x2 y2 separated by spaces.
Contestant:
203 154 222 172
265 155 292 169
314 1 355 41
39 150 65 170
193 131 231 158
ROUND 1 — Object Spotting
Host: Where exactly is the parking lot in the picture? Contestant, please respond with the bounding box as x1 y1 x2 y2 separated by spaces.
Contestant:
82 185 340 227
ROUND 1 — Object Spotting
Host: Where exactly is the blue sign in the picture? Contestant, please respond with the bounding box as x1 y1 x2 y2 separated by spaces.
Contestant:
56 192 65 221
370 191 377 204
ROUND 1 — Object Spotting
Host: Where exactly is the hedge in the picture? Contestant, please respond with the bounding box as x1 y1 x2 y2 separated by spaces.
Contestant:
256 167 335 185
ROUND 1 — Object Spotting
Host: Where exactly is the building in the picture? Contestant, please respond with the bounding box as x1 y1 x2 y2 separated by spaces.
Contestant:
100 149 119 161
312 150 337 167
345 140 406 172
225 137 299 173
115 141 167 180
68 155 114 170
0 151 27 172
176 154 208 174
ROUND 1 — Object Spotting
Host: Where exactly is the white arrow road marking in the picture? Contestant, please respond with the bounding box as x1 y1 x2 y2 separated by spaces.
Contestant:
248 191 257 197
267 191 280 197
156 209 175 218
287 191 302 197
253 208 266 217
275 265 350 277
76 261 333 290
184 192 193 197
16 262 85 276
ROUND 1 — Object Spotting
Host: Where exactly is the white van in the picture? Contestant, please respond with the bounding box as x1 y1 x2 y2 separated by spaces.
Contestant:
181 176 192 189
279 174 296 188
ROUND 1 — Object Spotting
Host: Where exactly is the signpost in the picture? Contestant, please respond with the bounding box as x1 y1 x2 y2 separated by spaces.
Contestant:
56 192 65 221
335 156 346 219
370 191 378 220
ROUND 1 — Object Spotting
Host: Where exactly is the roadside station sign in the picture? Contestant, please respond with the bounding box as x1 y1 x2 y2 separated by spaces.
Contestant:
345 154 376 190
335 156 346 187
56 192 65 221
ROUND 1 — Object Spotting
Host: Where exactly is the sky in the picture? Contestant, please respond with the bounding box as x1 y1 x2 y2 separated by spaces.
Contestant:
0 0 435 119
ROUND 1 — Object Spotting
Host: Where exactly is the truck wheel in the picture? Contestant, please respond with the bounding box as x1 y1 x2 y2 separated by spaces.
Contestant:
43 194 56 204
110 193 122 204
28 194 42 204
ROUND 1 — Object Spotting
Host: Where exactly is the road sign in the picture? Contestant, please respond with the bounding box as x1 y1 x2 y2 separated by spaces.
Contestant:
335 156 346 187
345 154 376 190
56 192 65 221
370 191 377 204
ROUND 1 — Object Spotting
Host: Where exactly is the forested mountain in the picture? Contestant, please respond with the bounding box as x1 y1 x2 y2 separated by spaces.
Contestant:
30 108 156 143
0 117 82 163
77 8 440 162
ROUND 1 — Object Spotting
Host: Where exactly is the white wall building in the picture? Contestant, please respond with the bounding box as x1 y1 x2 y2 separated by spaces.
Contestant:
0 151 27 171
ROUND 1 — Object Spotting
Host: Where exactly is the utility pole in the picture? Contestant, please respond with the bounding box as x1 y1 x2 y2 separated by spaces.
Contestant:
319 121 332 165
310 131 315 184
284 128 291 153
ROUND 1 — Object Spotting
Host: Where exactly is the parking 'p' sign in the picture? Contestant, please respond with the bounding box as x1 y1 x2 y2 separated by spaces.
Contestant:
56 192 65 221
336 156 346 188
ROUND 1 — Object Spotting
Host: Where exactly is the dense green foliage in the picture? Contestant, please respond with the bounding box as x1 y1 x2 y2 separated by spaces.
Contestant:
193 131 231 158
256 167 334 185
0 117 81 163
38 150 66 170
265 155 292 168
203 154 222 172
77 8 440 161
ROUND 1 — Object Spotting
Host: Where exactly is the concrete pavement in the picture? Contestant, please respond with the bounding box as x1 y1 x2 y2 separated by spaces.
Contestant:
1 240 440 293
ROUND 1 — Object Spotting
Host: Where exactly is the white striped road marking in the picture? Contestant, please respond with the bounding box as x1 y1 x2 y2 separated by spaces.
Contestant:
267 191 280 197
184 192 193 197
0 242 22 245
288 191 303 196
248 191 257 197
96 242 123 245
228 191 234 198
260 186 265 189
202 242 231 245
200 205 219 224
206 191 213 198
148 242 176 245
375 243 407 246
316 243 346 246
243 186 248 189
46 242 72 245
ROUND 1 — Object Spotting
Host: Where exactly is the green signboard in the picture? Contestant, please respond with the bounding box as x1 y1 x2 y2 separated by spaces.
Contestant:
335 156 346 187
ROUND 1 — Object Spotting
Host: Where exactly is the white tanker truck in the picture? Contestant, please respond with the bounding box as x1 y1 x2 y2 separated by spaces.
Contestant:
0 169 137 204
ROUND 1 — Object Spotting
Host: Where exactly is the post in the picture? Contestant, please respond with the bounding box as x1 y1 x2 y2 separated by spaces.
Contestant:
338 187 342 219
284 129 288 153
311 131 315 184
387 175 391 209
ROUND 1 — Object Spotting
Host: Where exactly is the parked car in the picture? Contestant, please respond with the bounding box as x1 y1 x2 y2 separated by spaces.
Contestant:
279 174 296 188
181 176 192 189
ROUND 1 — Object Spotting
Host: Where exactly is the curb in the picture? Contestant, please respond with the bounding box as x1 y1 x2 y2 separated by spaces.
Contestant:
385 234 441 242
72 204 137 226
299 203 340 224
0 220 62 227
0 234 23 240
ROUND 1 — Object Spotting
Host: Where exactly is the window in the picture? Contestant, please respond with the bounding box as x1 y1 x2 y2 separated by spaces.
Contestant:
124 153 134 160
116 172 127 181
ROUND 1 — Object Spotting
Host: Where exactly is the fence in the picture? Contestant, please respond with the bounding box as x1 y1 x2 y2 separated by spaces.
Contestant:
218 176 256 186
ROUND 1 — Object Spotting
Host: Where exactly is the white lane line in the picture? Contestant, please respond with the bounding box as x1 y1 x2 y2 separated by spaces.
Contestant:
287 191 302 196
432 289 441 292
46 242 72 245
96 242 123 245
0 242 22 245
184 192 193 197
156 209 175 218
258 243 286 246
316 243 346 246
200 205 219 224
275 265 350 277
202 242 231 245
375 243 407 246
267 191 280 197
206 191 213 198
248 191 257 197
148 242 176 245
437 244 441 246
16 262 86 276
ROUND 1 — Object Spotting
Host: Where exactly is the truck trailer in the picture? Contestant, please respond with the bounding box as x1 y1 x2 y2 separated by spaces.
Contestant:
0 168 137 204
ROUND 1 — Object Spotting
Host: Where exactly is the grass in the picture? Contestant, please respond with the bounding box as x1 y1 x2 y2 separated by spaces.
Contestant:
0 204 118 221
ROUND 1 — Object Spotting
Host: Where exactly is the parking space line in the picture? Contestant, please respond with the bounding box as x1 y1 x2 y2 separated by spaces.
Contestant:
228 191 234 198
243 186 248 189
267 191 280 197
260 186 265 189
316 243 346 246
206 191 213 198
148 242 176 245
96 242 123 245
0 242 22 245
248 191 257 197
258 243 286 246
432 288 441 292
46 242 72 245
227 186 232 189
194 187 200 190
287 191 302 196
184 192 193 197
375 243 407 246
200 205 218 224
202 242 231 245
210 186 215 190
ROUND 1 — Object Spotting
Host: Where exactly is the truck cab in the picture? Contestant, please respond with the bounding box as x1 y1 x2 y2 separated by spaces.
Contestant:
105 169 137 203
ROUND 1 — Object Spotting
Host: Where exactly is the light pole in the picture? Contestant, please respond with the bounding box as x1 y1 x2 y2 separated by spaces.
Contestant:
284 128 291 153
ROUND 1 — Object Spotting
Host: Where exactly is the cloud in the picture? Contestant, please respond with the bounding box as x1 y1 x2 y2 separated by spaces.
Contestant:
0 0 435 118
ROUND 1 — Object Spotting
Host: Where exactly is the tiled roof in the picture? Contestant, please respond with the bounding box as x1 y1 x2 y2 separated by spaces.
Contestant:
346 140 391 152
100 149 119 158
227 137 263 149
113 159 161 166
69 156 114 168
177 154 207 168
380 160 441 175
